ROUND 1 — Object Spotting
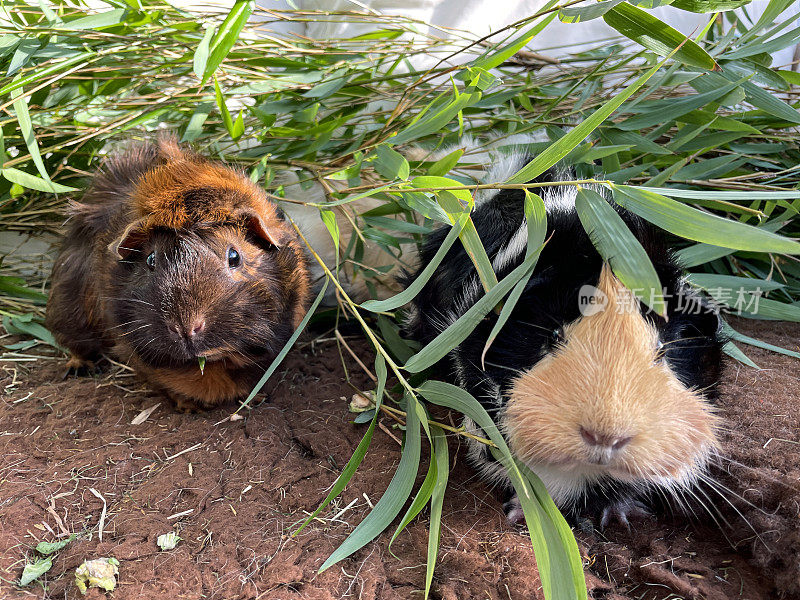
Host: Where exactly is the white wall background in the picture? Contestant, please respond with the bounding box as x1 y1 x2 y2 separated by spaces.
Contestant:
249 0 800 68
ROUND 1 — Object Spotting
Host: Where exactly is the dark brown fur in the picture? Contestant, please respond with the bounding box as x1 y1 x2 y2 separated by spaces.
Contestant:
46 137 310 410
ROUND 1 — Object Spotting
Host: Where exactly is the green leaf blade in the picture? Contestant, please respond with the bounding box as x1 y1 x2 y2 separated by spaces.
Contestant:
319 393 422 572
603 2 717 70
404 249 540 373
612 185 800 254
202 0 254 84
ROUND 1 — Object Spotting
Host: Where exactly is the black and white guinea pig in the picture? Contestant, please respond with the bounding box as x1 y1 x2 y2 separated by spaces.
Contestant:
404 150 724 527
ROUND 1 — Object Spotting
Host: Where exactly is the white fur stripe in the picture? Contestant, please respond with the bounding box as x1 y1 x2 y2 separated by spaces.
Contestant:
492 221 528 271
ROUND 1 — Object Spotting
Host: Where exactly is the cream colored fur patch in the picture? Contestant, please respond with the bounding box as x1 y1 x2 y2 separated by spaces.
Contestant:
503 265 719 494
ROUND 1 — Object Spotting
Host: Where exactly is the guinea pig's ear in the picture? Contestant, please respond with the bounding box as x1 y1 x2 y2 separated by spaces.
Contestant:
109 220 148 260
235 208 283 248
156 134 191 163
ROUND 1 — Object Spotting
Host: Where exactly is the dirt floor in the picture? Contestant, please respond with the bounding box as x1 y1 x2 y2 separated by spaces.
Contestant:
0 318 798 600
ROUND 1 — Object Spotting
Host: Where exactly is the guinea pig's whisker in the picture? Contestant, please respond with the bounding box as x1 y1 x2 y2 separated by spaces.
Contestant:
659 336 700 347
712 425 735 435
699 471 770 515
482 360 522 373
679 483 730 535
100 296 155 307
132 336 157 355
694 382 720 396
515 320 555 333
661 483 689 519
118 324 152 337
697 474 766 546
231 350 259 368
693 479 733 525
713 455 795 490
106 319 147 331
108 318 149 329
682 487 723 533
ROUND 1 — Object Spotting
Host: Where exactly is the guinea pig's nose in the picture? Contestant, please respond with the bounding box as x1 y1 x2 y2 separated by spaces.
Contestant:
580 427 632 451
174 317 206 340
188 317 206 338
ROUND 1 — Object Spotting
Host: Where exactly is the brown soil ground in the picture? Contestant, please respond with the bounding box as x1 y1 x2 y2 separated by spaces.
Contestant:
0 319 798 600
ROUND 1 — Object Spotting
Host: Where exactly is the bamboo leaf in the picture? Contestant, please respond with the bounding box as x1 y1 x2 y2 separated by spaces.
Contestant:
388 91 482 146
447 196 499 293
576 187 666 315
725 26 800 60
214 77 242 140
237 280 329 410
203 0 253 83
686 273 784 292
7 38 39 76
612 185 800 254
411 176 471 202
690 70 800 123
676 242 735 267
404 248 541 373
722 321 800 360
3 314 59 348
320 209 340 259
603 2 718 70
373 145 410 180
319 392 422 572
427 149 463 177
706 290 800 321
390 447 436 546
11 80 51 184
409 178 498 294
63 8 126 30
303 70 351 98
481 191 547 365
470 5 558 70
313 183 399 208
669 0 750 11
425 426 449 599
0 51 93 97
377 315 417 363
181 101 213 142
723 341 759 368
361 214 468 312
418 381 586 600
513 459 590 598
639 187 800 201
0 276 48 304
193 25 216 80
560 0 625 23
1 168 77 193
616 79 745 130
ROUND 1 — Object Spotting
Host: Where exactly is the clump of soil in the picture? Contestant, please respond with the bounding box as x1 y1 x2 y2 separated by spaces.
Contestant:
0 319 797 599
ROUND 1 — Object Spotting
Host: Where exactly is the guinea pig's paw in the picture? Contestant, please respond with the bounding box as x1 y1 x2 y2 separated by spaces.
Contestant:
61 355 102 380
172 396 201 414
503 495 526 526
599 499 651 531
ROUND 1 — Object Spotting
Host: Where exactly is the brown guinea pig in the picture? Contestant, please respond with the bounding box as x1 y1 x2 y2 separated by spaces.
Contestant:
45 136 310 411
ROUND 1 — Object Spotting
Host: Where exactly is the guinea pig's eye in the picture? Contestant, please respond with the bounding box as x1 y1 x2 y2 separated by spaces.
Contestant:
227 247 241 269
551 326 565 345
145 252 155 271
